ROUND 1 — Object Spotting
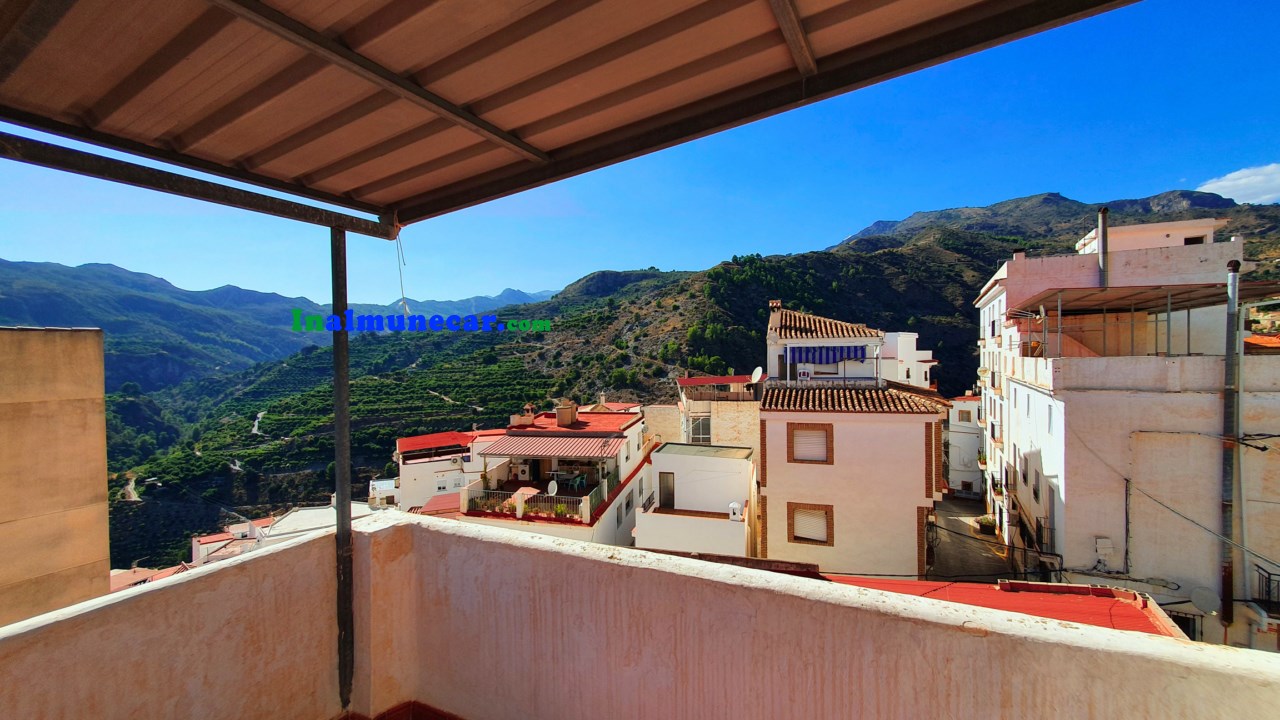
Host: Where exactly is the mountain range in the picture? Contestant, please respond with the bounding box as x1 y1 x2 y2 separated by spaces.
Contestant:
0 258 554 391
6 188 1275 566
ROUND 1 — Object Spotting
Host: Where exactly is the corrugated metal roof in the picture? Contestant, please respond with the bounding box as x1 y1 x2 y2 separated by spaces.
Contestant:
480 435 624 459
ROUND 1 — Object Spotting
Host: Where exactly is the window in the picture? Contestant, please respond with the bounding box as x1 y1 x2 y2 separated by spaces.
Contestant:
905 368 911 380
1183 235 1205 246
437 479 447 492
453 477 464 488
787 502 834 546
961 481 973 492
625 491 634 513
958 410 972 423
691 416 711 445
1047 406 1053 434
616 504 624 528
1033 470 1041 503
787 423 833 464
1168 611 1202 641
384 494 396 506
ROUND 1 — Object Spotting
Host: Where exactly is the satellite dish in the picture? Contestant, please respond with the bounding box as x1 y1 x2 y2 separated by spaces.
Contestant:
1190 587 1221 616
750 366 764 384
547 480 558 496
977 367 990 378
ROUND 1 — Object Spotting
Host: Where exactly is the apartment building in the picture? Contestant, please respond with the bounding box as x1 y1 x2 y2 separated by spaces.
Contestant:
389 427 507 509
634 443 754 557
758 302 949 577
975 216 1280 649
947 394 983 498
0 328 110 625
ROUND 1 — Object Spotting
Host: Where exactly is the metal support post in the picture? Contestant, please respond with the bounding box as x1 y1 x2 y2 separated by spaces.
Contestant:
331 228 354 707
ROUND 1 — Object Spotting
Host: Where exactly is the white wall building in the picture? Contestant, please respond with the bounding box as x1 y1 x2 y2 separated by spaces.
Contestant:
759 301 949 577
675 374 762 457
975 216 1280 649
634 443 754 557
393 429 509 510
947 395 983 498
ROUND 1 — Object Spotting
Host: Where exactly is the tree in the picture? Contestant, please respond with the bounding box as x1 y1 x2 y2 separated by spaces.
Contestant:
120 381 142 397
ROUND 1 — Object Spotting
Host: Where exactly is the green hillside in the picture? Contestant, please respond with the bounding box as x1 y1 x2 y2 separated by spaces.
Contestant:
70 189 1280 566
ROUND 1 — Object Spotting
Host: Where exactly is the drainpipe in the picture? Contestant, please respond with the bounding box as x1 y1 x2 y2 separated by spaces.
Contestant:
1221 259 1240 628
1097 207 1109 287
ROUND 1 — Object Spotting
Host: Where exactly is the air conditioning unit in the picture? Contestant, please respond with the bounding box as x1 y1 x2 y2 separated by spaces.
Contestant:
518 465 529 480
450 457 461 465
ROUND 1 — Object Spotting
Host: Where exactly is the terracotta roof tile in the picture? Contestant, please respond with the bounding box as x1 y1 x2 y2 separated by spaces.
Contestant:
776 309 882 340
761 384 946 414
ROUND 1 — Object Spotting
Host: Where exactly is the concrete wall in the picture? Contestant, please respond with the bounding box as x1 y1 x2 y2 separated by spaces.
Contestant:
0 532 340 719
761 411 935 575
0 328 109 626
358 515 1280 719
4 516 1280 719
651 448 751 514
642 404 681 445
634 509 748 556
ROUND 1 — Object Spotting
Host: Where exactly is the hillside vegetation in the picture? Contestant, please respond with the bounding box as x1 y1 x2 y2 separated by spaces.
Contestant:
69 189 1280 566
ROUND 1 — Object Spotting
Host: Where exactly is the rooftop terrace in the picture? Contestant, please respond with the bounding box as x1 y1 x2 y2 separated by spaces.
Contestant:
2 515 1278 719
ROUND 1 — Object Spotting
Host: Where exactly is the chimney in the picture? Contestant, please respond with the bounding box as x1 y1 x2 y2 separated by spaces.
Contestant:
509 402 537 427
555 399 578 427
599 392 606 405
1098 207 1109 285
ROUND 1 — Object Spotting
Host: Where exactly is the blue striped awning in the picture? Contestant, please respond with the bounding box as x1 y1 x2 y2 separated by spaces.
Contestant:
787 345 870 364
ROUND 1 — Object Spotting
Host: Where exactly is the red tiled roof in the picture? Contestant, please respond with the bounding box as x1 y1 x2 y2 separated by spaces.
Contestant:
480 435 625 459
148 564 190 582
951 396 980 402
677 374 754 387
397 431 476 454
418 492 462 516
195 532 234 545
472 428 508 437
776 308 882 340
514 411 639 435
824 577 1182 637
762 385 947 414
109 568 162 592
603 402 641 410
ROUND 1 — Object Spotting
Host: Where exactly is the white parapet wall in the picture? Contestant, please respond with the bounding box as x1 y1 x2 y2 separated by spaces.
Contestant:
3 513 1280 719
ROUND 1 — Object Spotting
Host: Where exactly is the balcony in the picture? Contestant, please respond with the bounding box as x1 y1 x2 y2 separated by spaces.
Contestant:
1 515 1276 719
463 469 620 524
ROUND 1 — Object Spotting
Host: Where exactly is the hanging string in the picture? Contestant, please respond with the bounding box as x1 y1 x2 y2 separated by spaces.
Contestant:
395 234 410 318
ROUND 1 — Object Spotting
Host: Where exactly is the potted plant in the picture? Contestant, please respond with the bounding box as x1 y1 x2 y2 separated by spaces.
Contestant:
976 452 987 468
976 515 997 535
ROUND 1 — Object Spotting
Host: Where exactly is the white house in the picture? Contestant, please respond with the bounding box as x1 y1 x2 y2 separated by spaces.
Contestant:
759 301 949 577
947 394 983 498
634 443 754 557
975 215 1280 648
457 401 652 546
392 428 509 510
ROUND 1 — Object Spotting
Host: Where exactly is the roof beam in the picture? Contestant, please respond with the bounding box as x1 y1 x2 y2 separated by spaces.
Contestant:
85 8 235 128
203 0 550 164
0 130 396 239
766 0 818 77
0 0 76 85
0 102 385 215
395 0 1135 223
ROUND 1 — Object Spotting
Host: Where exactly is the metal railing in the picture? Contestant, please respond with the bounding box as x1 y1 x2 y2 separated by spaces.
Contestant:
467 490 518 515
1255 565 1280 614
770 377 882 389
583 483 605 521
521 493 585 521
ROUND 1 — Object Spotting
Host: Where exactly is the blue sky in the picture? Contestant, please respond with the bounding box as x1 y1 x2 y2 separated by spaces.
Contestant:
1 0 1276 305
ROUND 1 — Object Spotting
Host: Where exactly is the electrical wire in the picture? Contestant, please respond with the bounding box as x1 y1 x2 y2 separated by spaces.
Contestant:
395 235 410 318
1066 424 1280 570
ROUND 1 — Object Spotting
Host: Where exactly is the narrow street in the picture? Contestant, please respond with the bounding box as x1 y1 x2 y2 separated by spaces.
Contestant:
928 496 1014 582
